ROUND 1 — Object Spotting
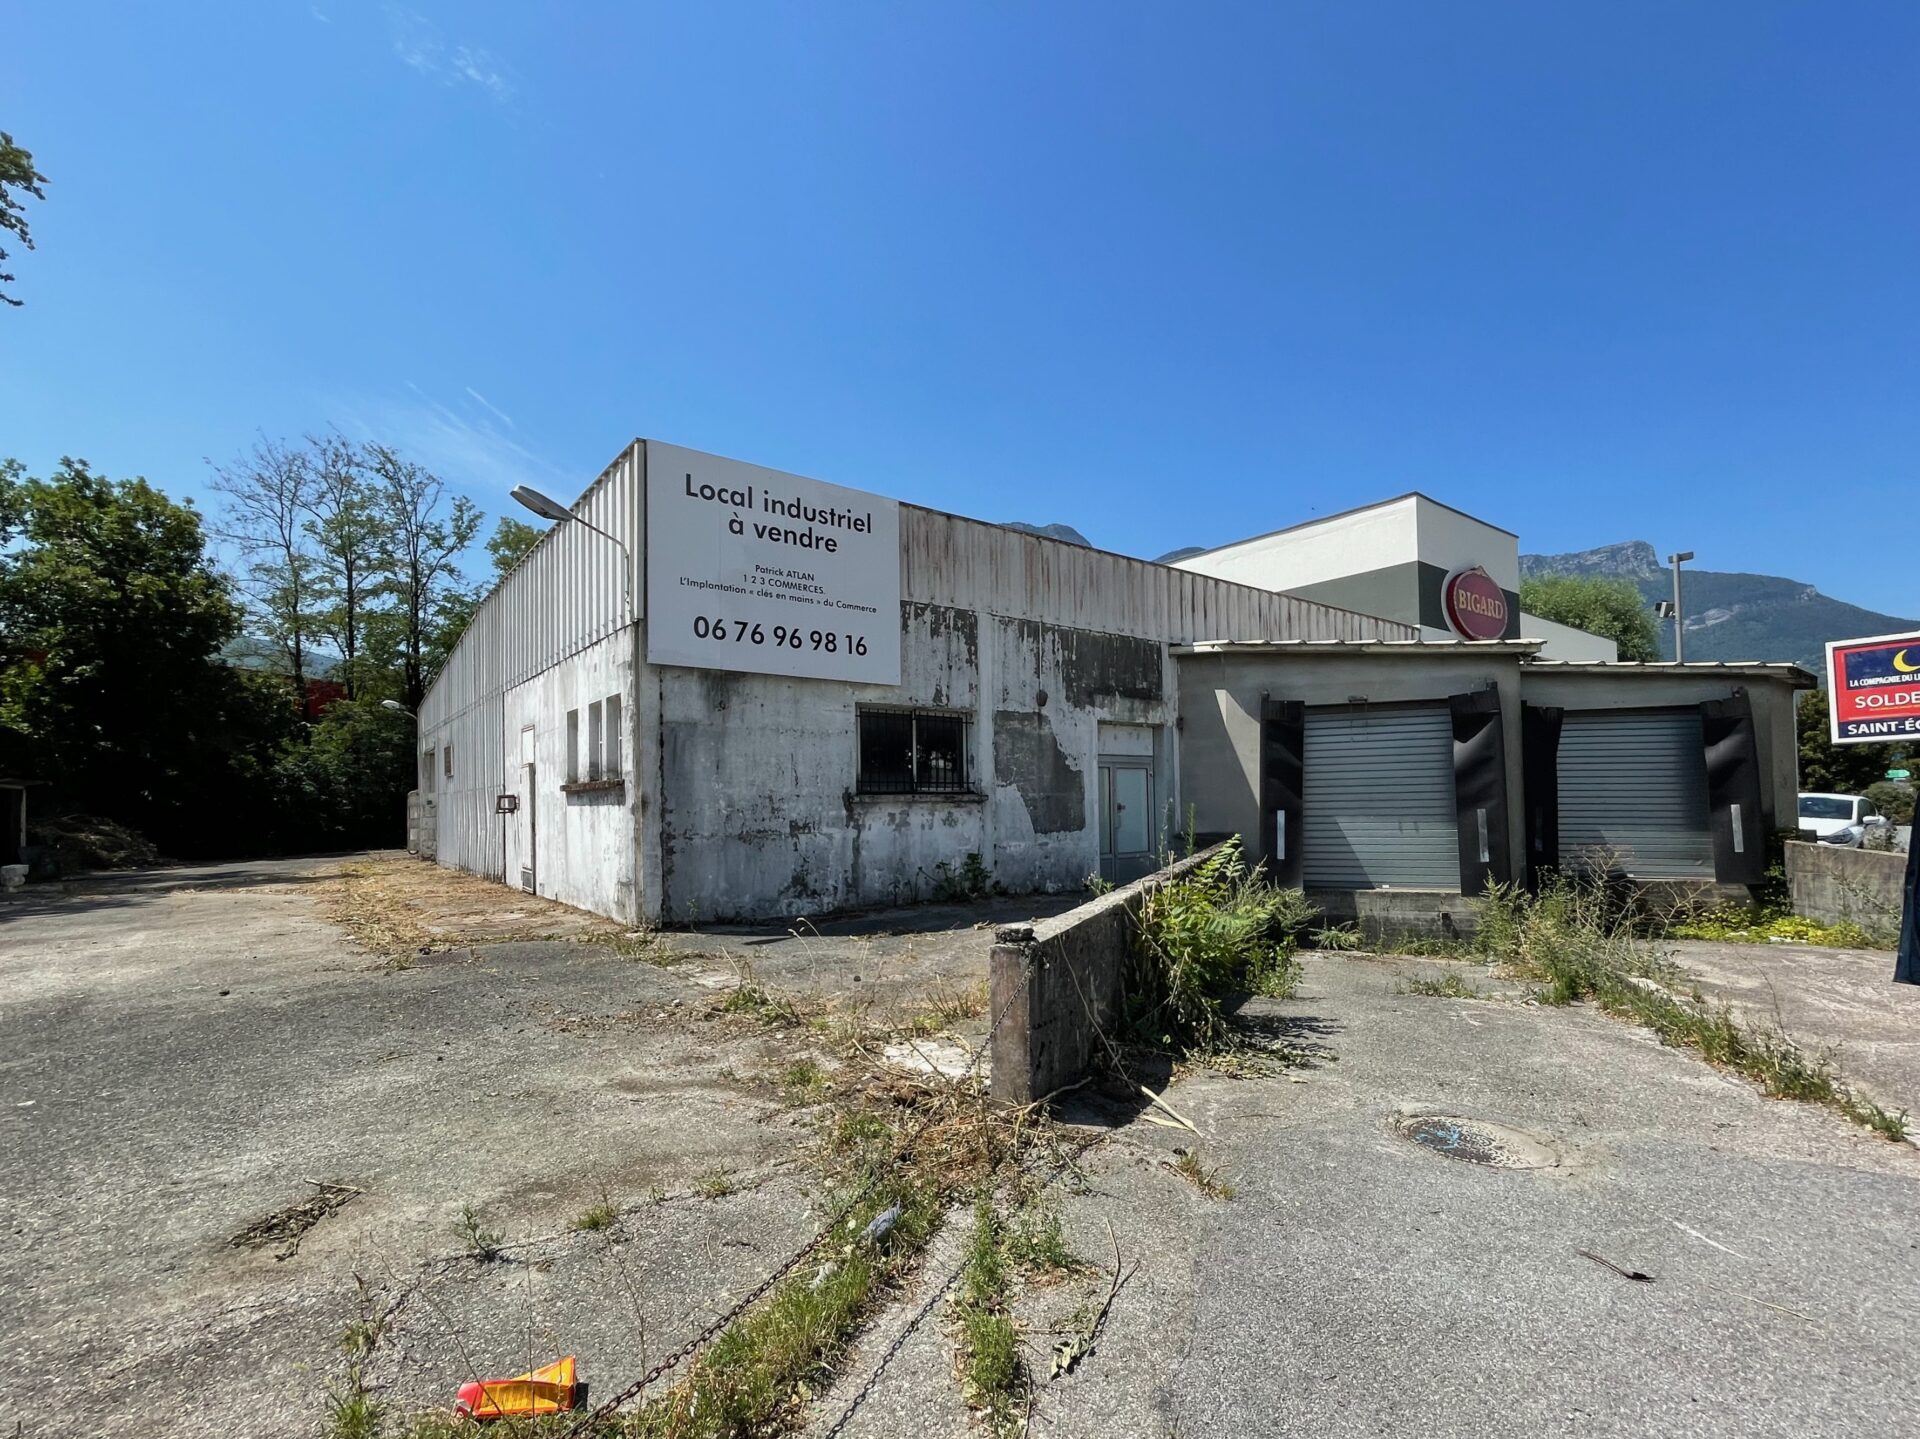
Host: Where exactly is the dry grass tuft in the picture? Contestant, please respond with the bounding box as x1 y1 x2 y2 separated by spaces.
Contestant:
314 857 629 960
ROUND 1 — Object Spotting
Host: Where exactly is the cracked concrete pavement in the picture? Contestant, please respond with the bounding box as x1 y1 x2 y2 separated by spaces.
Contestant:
5 857 1919 1438
0 857 878 1436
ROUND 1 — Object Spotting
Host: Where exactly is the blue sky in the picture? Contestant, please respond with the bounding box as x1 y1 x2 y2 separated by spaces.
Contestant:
5 2 1916 615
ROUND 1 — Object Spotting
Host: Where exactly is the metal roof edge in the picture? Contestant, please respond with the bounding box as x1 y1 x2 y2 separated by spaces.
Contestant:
1173 638 1543 656
1519 658 1819 685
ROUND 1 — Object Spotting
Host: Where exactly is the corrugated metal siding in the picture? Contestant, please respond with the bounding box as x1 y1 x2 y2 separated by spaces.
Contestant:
1559 710 1713 878
419 443 644 877
1302 707 1458 889
900 507 1410 645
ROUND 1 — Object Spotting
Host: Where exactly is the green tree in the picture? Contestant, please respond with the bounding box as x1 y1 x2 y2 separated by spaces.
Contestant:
1864 781 1915 826
1796 689 1904 796
0 131 48 307
210 436 321 711
0 456 303 852
303 434 385 699
278 698 416 847
486 516 545 579
363 445 482 710
1519 574 1661 661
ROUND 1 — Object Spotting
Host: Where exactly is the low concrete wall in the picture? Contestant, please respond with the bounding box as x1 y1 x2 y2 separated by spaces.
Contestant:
1307 888 1480 943
1786 840 1905 934
989 842 1228 1105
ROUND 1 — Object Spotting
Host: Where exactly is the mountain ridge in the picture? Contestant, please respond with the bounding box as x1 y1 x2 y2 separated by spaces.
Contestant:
1004 520 1911 674
1520 541 1915 673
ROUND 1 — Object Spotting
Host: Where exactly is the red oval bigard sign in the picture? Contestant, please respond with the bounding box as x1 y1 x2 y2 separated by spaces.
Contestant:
1444 567 1508 640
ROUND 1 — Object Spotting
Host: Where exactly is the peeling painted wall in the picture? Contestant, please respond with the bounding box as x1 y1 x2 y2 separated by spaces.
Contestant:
658 604 1185 920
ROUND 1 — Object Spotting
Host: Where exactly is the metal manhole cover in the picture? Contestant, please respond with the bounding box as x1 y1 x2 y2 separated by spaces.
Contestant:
1394 1114 1558 1170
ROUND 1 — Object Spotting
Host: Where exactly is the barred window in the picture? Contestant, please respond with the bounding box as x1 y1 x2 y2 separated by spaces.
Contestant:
857 709 971 795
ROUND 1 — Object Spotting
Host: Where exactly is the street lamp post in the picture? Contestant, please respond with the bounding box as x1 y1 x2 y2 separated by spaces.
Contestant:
510 484 634 624
1667 551 1694 663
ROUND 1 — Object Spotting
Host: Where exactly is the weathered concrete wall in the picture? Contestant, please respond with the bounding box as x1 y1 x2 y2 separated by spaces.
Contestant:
1175 646 1528 886
1786 840 1905 935
656 604 1181 921
502 628 641 923
1308 887 1484 942
989 842 1229 1105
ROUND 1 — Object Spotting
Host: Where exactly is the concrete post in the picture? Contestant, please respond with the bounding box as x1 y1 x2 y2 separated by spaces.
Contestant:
988 923 1036 1106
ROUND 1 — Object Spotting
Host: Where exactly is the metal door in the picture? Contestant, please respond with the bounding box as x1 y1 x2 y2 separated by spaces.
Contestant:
1099 758 1155 884
1557 709 1713 878
1301 707 1458 889
518 722 537 893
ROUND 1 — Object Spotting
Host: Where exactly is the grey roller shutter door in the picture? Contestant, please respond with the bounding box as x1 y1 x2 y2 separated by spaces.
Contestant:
1302 708 1459 889
1557 710 1713 878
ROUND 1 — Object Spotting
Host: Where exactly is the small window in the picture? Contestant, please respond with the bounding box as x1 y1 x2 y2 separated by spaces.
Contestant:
857 708 971 795
422 748 436 794
443 744 453 780
605 694 623 776
566 709 580 783
587 701 604 780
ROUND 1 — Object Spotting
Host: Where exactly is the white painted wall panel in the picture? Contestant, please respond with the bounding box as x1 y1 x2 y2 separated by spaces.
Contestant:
502 629 640 921
1171 497 1420 591
420 443 644 884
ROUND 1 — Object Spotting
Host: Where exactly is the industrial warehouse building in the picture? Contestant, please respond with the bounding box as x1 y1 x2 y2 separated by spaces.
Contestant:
415 440 1811 927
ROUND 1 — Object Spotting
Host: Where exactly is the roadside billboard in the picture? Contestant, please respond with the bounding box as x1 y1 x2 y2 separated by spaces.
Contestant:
1826 630 1920 744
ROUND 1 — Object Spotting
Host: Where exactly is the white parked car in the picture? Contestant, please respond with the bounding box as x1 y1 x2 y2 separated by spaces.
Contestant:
1797 792 1887 847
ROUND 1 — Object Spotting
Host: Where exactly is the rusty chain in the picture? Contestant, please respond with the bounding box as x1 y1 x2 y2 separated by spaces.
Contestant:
564 933 1041 1432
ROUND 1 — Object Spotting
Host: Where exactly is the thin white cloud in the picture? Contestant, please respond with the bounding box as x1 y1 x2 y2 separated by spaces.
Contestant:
311 6 331 22
386 7 515 101
449 45 513 100
464 386 516 430
328 383 574 507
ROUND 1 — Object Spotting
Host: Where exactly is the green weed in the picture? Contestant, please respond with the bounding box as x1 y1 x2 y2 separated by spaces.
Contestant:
954 1194 1024 1435
1168 1147 1235 1200
1476 874 1909 1141
625 1188 938 1439
325 1387 386 1439
1665 901 1890 949
453 1202 504 1261
776 1057 831 1102
717 981 807 1028
1127 838 1315 1052
1393 971 1484 999
1308 924 1366 951
572 1194 620 1232
1003 1196 1080 1278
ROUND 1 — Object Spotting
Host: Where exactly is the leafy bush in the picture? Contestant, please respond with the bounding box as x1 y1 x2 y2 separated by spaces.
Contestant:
1865 781 1915 826
1518 573 1661 662
1666 900 1887 949
1127 839 1315 1050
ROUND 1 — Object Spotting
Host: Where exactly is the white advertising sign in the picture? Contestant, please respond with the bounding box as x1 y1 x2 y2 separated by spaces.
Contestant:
645 444 902 685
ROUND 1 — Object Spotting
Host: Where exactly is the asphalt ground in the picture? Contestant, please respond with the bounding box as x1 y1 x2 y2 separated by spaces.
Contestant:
5 860 1917 1438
